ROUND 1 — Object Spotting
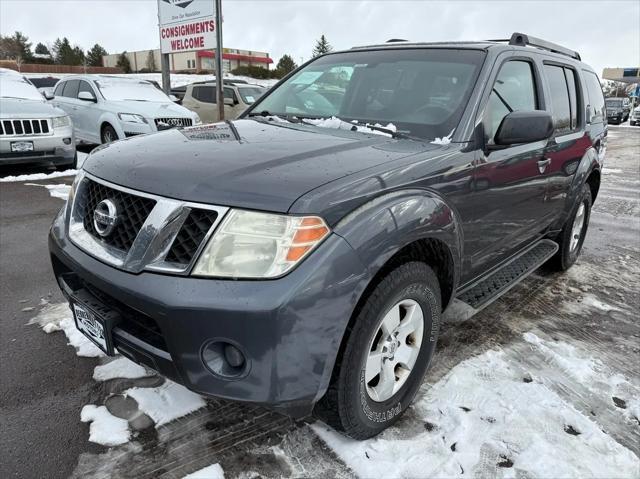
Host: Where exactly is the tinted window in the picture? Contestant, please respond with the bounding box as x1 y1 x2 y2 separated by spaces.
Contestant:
484 60 537 143
584 71 605 123
193 86 215 103
54 81 65 97
565 69 579 130
78 80 95 98
545 65 571 134
62 80 80 98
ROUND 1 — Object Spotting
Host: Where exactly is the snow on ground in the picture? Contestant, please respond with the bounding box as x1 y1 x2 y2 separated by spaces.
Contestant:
93 357 152 381
0 151 87 183
29 301 104 357
125 381 206 427
25 182 70 200
313 332 640 479
182 463 225 479
81 405 130 447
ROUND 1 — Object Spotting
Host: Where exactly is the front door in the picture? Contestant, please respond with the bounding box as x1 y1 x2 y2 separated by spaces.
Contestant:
464 58 550 281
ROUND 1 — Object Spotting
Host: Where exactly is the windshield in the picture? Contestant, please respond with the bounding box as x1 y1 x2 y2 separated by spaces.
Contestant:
95 79 172 102
251 48 485 139
238 86 265 104
605 99 622 107
0 76 44 101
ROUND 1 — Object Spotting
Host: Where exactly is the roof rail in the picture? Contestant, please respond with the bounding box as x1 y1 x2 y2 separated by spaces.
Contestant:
489 32 581 61
386 38 408 43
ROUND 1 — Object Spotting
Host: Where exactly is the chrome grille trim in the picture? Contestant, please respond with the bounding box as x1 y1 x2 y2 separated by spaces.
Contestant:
68 172 229 275
0 118 52 137
154 117 193 129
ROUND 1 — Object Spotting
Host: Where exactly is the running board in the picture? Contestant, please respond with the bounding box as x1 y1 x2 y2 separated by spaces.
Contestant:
455 239 559 311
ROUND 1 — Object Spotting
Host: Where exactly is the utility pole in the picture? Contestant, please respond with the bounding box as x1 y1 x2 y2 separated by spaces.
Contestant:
215 0 224 121
158 5 170 95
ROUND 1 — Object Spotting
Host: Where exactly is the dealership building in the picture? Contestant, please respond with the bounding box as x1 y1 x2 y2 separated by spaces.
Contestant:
102 48 273 73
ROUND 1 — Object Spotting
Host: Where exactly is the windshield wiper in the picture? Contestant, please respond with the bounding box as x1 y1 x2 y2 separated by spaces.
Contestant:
297 115 412 139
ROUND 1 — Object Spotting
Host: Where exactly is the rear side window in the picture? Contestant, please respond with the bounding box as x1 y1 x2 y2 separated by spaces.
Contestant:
484 60 538 143
193 86 215 103
544 65 579 134
583 71 605 123
62 80 80 98
53 82 65 96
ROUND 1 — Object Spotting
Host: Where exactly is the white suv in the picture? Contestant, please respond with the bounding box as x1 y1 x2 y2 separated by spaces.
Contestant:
52 75 200 144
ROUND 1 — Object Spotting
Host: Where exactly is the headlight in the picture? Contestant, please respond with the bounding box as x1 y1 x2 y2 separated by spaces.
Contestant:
194 114 202 125
192 210 330 278
118 113 147 124
64 170 85 219
53 115 71 128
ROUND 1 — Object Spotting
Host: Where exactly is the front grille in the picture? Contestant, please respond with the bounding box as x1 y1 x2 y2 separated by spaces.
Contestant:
165 209 218 265
77 179 156 252
0 119 50 136
154 117 193 130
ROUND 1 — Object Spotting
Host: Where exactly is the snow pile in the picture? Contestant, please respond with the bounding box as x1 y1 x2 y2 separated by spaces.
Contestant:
81 405 130 446
29 302 104 357
431 129 455 145
182 463 225 479
313 333 639 478
125 381 206 426
25 183 70 200
93 357 152 381
302 116 396 137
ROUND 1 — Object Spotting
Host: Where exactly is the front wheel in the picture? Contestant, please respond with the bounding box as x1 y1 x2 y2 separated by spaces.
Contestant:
101 124 118 144
315 262 441 439
549 183 592 271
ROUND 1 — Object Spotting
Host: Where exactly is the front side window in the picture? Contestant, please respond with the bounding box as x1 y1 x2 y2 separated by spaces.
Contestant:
251 48 485 140
484 61 538 143
78 80 95 98
54 81 65 97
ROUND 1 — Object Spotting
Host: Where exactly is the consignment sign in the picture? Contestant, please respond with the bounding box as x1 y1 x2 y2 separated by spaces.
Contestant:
158 0 216 53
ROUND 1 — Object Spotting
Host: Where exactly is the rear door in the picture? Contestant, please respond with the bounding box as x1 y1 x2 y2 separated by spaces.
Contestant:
466 56 550 279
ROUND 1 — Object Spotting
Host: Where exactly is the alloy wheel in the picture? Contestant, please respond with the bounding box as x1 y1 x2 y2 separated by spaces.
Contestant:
570 202 586 252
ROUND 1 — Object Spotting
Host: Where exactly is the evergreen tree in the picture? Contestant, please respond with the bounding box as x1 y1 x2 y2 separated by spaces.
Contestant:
276 54 297 75
0 32 32 61
86 44 108 67
312 35 333 57
116 52 132 73
34 42 50 56
145 50 157 72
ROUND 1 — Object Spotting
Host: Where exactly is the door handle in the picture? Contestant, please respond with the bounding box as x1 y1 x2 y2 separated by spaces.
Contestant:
537 158 551 174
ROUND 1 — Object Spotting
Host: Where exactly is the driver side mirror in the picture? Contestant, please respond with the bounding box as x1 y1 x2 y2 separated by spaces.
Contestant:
494 111 553 146
224 97 235 107
42 89 54 100
78 91 97 102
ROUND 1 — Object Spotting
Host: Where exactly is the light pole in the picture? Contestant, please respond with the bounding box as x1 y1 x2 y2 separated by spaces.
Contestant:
215 0 224 121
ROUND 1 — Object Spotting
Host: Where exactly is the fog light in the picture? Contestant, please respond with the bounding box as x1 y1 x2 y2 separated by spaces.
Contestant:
201 340 248 378
63 138 72 145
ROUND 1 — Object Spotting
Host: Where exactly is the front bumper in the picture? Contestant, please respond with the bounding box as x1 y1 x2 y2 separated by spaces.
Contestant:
49 208 368 416
0 127 75 166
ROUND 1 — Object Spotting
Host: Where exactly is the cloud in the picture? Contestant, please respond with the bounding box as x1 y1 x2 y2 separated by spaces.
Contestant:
1 0 638 76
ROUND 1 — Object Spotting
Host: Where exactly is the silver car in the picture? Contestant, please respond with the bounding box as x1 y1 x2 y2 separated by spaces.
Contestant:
0 69 76 168
51 75 201 144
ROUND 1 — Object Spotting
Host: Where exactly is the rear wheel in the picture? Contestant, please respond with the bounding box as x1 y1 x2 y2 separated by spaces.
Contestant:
315 262 441 439
101 124 118 144
549 183 592 271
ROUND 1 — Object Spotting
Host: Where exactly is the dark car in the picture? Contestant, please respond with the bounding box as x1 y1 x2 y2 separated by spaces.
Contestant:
605 97 630 124
49 33 605 439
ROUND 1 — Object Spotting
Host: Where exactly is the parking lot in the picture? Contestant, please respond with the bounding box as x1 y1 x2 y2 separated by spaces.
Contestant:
0 124 638 478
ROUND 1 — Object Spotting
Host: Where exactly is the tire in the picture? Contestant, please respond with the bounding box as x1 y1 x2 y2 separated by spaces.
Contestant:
315 262 441 439
549 183 592 271
101 124 118 144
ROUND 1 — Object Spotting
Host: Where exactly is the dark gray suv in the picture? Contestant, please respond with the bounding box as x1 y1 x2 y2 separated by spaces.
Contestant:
50 33 605 438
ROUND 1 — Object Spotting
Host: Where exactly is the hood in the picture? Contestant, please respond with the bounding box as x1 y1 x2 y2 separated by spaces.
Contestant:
107 100 194 119
0 97 67 119
83 119 431 212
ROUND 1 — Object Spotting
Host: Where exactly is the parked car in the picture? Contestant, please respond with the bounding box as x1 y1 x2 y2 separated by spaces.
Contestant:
171 78 249 101
182 82 266 122
51 75 201 144
50 33 605 439
605 97 630 124
28 76 60 99
0 69 75 168
630 106 640 126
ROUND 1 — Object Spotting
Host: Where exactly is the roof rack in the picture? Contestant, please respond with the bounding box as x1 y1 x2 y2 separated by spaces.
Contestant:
488 32 581 61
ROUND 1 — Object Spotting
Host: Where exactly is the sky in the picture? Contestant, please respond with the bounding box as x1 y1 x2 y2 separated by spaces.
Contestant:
1 0 638 77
